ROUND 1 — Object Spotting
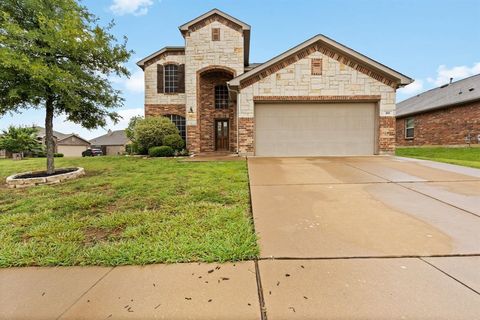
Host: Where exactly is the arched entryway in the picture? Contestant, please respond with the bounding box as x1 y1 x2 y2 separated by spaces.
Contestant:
197 67 236 152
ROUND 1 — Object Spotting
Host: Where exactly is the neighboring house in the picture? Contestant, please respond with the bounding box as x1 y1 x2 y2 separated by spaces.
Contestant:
396 74 480 147
90 130 129 155
34 127 91 157
137 9 412 156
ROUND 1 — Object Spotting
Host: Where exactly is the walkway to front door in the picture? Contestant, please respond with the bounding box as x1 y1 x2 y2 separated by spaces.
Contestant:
215 119 229 151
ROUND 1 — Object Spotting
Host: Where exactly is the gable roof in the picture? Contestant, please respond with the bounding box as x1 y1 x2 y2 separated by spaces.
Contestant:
178 8 250 34
90 130 129 146
178 9 251 66
136 46 185 69
57 134 91 145
34 126 69 140
228 34 413 89
396 74 480 117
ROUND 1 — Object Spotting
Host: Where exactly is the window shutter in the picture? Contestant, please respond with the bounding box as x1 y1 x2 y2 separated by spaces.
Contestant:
177 64 185 93
311 59 322 75
157 64 164 93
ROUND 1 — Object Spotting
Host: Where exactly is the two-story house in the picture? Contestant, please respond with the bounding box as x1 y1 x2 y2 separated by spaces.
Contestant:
137 9 412 156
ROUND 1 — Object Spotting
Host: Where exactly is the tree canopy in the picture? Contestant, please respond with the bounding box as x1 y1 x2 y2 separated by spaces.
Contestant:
0 0 132 172
0 126 41 155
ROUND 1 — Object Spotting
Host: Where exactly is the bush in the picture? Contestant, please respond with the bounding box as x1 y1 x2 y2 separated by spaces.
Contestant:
149 146 174 157
54 153 64 157
134 117 179 151
163 134 184 150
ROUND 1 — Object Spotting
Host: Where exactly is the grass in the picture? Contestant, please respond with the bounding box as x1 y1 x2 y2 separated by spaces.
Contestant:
396 147 480 169
0 156 258 267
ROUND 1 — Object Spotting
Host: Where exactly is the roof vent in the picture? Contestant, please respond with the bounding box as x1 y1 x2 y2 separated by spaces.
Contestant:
469 88 475 92
459 91 463 94
449 77 453 84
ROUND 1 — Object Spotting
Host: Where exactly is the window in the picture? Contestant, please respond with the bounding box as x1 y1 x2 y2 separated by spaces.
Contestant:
405 117 414 139
212 28 220 41
164 64 179 93
311 58 322 75
165 114 186 141
215 85 229 109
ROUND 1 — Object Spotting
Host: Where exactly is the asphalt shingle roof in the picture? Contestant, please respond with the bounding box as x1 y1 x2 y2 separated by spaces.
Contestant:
89 130 128 146
396 74 480 117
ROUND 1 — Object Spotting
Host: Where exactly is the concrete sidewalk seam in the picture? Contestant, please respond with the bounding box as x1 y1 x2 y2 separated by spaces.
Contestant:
56 267 114 320
419 258 480 295
257 253 480 260
344 162 480 219
254 260 268 320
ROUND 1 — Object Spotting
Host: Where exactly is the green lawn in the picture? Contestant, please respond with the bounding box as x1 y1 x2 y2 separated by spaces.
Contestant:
0 157 258 267
396 147 480 169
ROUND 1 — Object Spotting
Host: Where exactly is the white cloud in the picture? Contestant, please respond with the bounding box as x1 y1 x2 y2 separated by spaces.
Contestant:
109 0 154 16
110 70 144 94
397 79 424 96
427 62 480 86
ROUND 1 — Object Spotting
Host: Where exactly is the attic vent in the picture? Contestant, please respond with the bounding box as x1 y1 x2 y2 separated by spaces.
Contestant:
212 28 220 41
469 88 475 92
311 59 322 75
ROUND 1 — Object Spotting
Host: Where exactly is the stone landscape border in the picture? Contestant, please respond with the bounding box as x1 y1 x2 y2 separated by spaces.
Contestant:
6 167 85 188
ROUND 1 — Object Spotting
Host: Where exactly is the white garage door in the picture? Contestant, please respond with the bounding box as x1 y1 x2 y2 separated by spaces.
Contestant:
255 102 376 156
58 145 88 157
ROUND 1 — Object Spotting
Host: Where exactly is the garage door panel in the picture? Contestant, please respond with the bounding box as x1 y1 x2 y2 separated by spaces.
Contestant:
255 103 376 156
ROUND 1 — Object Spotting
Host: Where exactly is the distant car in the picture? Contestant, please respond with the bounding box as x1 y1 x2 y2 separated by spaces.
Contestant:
82 148 103 157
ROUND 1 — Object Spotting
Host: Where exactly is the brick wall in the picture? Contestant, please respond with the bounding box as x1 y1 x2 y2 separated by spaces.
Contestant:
145 104 186 117
379 116 396 153
198 71 236 152
238 118 254 155
396 100 480 146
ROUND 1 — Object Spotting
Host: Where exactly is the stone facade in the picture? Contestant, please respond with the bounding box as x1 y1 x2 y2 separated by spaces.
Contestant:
184 20 244 152
396 100 480 146
237 50 396 154
139 10 408 156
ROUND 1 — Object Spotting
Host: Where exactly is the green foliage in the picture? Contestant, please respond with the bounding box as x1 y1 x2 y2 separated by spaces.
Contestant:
54 153 64 157
0 126 41 154
0 0 131 168
125 115 143 141
163 134 184 151
396 147 480 169
133 117 179 151
148 146 174 157
0 157 258 266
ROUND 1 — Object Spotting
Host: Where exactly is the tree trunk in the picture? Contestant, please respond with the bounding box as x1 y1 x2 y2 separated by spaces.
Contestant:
45 97 55 175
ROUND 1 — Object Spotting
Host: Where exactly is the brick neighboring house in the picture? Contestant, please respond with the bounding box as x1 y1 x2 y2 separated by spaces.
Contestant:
396 74 480 147
137 9 412 156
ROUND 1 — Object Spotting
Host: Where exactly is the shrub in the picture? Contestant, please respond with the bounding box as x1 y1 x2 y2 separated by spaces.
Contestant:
134 117 179 151
54 153 64 157
163 134 184 150
149 146 174 157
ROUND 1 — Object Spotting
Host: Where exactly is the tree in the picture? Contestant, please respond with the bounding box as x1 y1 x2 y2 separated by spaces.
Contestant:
0 0 131 173
125 115 143 141
133 117 180 152
0 126 41 158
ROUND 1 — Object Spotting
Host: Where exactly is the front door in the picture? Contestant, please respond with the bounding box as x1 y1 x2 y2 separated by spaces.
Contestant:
215 119 229 151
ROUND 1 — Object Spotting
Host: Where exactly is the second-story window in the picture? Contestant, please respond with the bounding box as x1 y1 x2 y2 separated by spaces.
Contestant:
164 64 179 93
215 84 229 109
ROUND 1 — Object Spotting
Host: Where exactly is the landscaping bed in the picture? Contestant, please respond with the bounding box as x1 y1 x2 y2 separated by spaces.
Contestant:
0 157 258 267
396 147 480 169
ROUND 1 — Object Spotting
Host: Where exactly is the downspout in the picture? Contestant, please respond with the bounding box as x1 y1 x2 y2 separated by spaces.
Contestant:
227 83 240 154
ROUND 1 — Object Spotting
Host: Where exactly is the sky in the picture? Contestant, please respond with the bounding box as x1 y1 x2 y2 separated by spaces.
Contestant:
1 0 479 139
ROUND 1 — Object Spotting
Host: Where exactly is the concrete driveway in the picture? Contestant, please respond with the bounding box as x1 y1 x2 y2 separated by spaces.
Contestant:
249 156 480 319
